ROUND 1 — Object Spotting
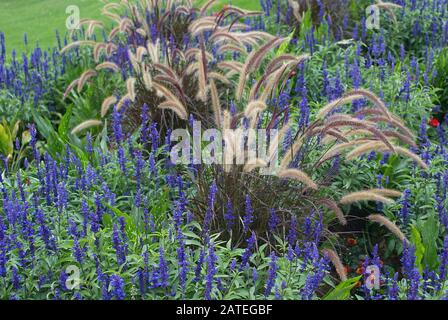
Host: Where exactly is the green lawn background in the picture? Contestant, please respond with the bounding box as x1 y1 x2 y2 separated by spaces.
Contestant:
0 0 260 54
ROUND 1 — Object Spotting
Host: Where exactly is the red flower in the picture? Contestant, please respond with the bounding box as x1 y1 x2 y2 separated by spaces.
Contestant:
429 117 440 128
356 267 365 275
346 237 357 246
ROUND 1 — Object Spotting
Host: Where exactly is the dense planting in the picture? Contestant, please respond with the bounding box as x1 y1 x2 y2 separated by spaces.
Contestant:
1 0 448 300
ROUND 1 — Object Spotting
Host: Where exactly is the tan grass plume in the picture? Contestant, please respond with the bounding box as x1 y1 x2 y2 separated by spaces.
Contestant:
340 191 395 205
277 168 318 190
368 214 408 243
322 249 347 281
71 119 103 134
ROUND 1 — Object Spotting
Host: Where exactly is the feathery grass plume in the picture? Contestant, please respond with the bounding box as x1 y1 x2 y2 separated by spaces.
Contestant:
321 129 350 144
101 96 118 117
199 0 217 16
189 20 218 36
71 119 103 134
60 40 96 54
279 135 304 169
153 63 179 81
277 169 318 190
146 40 160 63
208 72 231 85
322 118 395 152
239 31 276 42
288 0 302 22
344 128 375 139
77 69 97 92
368 214 408 243
382 130 417 148
324 113 372 125
116 94 130 111
217 61 243 74
209 79 222 127
317 199 347 225
127 78 136 101
69 18 92 37
367 116 415 140
142 69 153 90
249 72 271 100
217 44 246 55
119 17 133 33
354 108 384 118
197 44 208 102
96 62 120 72
259 64 291 102
346 140 427 169
106 43 117 56
209 32 244 46
185 47 213 60
108 27 120 40
345 141 389 160
102 7 121 23
322 249 347 281
316 95 365 119
244 100 267 119
323 114 361 124
136 46 147 62
87 20 104 38
93 43 106 62
158 101 188 120
223 110 231 130
103 2 121 11
63 79 79 100
243 159 268 173
318 140 364 165
236 37 287 101
128 50 140 73
136 28 147 37
340 191 395 205
364 126 395 152
154 76 185 95
265 54 308 76
346 89 391 119
153 83 183 105
384 146 429 170
369 189 403 198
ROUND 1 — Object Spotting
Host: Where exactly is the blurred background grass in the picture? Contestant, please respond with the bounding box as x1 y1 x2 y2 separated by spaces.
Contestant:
0 0 261 54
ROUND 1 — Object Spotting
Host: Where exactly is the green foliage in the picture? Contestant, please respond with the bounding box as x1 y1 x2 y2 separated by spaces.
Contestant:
324 276 361 300
410 226 425 273
0 119 16 158
417 213 440 271
432 48 448 114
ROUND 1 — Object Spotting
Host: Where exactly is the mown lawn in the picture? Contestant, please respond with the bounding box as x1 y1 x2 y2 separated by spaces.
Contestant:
0 0 261 54
0 0 104 53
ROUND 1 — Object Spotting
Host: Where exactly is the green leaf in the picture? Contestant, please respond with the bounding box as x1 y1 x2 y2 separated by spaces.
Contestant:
58 105 74 141
276 31 294 56
103 202 138 236
418 214 440 270
0 124 12 157
323 276 361 300
410 225 425 273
